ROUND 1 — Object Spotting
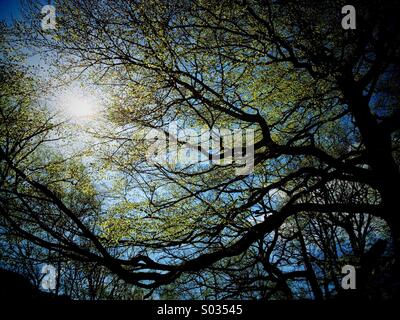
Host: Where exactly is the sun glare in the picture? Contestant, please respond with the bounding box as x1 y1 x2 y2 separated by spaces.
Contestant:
56 86 102 121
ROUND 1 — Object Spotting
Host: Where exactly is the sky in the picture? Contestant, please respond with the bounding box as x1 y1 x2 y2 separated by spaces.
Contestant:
0 0 51 24
0 0 21 24
0 0 107 124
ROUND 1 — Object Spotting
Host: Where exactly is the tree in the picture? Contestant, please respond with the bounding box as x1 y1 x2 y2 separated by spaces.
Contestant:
1 0 399 299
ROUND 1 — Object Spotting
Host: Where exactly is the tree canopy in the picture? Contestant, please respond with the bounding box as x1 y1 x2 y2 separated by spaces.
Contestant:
0 0 399 299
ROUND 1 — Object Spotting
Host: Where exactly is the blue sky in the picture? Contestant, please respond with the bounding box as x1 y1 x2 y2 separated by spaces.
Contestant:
0 0 21 24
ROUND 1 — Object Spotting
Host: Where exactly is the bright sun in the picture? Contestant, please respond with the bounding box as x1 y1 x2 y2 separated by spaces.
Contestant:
65 95 97 118
56 86 102 121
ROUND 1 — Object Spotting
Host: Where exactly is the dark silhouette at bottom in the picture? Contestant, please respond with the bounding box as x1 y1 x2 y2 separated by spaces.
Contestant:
0 268 70 301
